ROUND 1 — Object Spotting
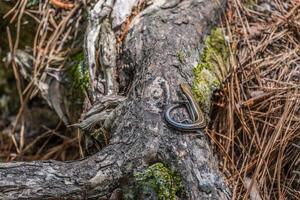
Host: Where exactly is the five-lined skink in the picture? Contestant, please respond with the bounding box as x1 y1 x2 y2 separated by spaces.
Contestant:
164 83 206 131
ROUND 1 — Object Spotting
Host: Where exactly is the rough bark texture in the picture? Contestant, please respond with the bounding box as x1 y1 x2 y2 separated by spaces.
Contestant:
0 0 230 199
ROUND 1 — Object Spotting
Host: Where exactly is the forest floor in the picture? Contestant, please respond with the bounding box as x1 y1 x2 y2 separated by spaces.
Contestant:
0 0 299 199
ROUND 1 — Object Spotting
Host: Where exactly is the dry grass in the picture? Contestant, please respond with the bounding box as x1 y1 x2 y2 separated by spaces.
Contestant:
210 0 300 199
1 0 87 161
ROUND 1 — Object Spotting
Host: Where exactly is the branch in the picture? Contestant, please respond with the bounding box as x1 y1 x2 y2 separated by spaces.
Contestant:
0 145 126 199
0 0 230 199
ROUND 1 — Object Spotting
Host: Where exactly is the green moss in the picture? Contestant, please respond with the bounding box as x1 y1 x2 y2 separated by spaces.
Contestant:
135 163 183 200
68 51 90 92
193 28 229 112
176 50 186 63
65 51 90 122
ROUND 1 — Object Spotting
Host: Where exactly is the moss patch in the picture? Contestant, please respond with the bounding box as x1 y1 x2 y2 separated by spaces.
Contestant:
68 51 90 92
65 51 90 122
193 28 229 113
176 50 186 64
134 163 183 200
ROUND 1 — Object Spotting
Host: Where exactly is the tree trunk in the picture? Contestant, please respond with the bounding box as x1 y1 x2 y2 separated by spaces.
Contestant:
0 0 230 199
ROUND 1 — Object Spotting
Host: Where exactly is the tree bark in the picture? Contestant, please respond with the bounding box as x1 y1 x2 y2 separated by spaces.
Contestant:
0 0 230 199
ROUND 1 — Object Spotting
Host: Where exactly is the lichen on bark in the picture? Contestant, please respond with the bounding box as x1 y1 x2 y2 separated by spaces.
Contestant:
134 163 184 200
193 28 229 113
